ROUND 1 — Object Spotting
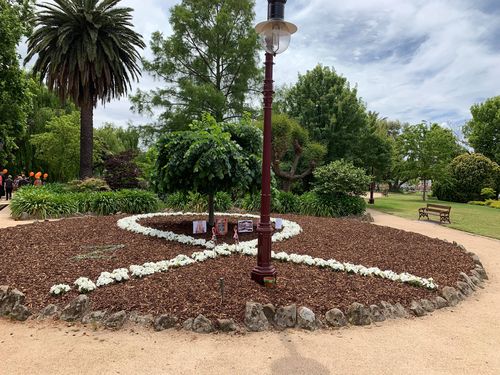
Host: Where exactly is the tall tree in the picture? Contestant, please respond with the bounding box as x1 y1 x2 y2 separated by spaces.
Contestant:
397 123 462 200
463 96 500 165
25 0 145 178
284 65 369 163
131 0 260 133
0 0 33 166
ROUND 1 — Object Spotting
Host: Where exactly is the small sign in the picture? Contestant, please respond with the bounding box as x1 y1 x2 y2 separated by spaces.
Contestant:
215 218 228 236
274 218 283 230
193 220 207 234
238 220 254 233
263 276 276 288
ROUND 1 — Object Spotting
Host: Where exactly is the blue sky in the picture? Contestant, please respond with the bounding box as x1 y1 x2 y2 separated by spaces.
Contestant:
21 0 500 134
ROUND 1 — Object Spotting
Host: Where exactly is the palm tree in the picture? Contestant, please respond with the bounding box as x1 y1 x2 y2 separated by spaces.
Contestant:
25 0 145 178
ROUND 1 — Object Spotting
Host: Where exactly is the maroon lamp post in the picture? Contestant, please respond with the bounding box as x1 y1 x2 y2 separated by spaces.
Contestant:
251 0 297 285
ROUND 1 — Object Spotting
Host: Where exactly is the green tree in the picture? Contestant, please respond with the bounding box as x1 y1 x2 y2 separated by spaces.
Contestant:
155 113 261 225
397 123 461 200
312 160 371 198
464 96 500 164
131 0 260 133
0 0 34 165
284 65 369 163
25 0 145 179
270 113 326 192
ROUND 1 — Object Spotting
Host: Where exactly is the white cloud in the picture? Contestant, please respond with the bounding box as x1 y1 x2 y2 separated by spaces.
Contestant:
21 0 500 133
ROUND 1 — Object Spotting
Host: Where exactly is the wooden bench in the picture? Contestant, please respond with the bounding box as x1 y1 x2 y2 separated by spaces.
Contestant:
418 203 451 224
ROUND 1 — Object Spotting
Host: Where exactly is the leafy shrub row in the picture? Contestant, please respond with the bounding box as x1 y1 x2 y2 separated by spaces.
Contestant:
468 199 500 209
10 186 160 219
164 191 232 212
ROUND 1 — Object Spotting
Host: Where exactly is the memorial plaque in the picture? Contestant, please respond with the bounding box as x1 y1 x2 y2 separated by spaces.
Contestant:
193 220 207 234
237 220 254 233
215 218 228 235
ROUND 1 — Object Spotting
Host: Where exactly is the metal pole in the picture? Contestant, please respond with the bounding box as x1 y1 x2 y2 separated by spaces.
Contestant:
251 52 277 285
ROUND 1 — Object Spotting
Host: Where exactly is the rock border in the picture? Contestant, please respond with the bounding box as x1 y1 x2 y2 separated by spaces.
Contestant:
0 244 488 333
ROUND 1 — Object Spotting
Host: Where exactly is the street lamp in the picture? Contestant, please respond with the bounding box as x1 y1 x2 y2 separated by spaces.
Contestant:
251 0 297 285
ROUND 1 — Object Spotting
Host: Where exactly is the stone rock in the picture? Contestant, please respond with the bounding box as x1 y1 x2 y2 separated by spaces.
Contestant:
60 295 90 322
154 314 178 331
38 304 58 320
0 285 8 302
82 311 106 325
441 286 459 306
456 281 473 297
470 254 483 267
420 299 435 313
129 312 154 327
244 302 269 332
297 307 316 331
474 265 488 280
369 305 386 322
459 272 477 291
457 290 466 301
469 276 483 289
325 308 347 327
470 269 483 282
0 288 25 316
433 296 448 309
217 319 237 332
274 304 296 329
409 301 426 317
192 314 214 333
262 304 276 324
10 304 31 321
346 303 372 326
104 311 127 330
380 301 396 319
182 318 194 331
20 212 30 220
393 303 409 318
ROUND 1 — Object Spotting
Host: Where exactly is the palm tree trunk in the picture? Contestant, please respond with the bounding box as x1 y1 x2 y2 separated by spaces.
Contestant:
80 101 94 179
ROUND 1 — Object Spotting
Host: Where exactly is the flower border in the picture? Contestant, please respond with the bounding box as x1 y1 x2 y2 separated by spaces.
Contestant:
50 212 438 295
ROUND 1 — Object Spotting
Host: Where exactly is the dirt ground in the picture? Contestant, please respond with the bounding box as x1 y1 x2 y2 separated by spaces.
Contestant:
1 207 499 375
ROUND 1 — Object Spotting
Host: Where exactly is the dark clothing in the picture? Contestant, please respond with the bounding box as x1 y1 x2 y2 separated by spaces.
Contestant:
5 177 13 200
5 189 12 200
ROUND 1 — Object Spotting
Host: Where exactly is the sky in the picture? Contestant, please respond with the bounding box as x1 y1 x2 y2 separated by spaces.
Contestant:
20 0 500 134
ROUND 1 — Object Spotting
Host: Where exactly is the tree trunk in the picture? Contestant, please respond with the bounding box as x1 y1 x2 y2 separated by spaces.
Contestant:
282 178 292 192
208 193 215 227
79 101 94 179
369 166 375 204
422 179 427 201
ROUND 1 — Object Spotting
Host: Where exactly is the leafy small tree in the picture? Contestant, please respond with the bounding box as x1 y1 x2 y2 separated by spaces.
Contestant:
131 0 260 133
464 96 500 164
313 160 371 197
270 113 326 192
155 114 261 225
104 150 141 190
26 0 145 178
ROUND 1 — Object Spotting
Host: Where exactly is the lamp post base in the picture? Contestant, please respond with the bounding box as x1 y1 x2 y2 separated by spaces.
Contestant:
250 265 277 285
368 198 375 204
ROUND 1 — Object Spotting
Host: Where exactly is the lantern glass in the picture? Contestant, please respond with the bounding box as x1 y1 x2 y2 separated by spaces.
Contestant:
258 21 292 54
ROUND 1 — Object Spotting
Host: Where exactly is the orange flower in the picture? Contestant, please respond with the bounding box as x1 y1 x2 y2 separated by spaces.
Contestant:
2 169 7 174
35 172 42 179
29 171 34 177
43 173 48 179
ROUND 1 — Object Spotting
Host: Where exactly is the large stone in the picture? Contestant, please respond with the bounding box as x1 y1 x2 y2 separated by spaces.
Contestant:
441 286 459 306
409 301 426 317
0 285 8 303
217 319 237 332
456 281 473 297
154 314 178 331
104 311 127 330
420 299 435 313
38 304 58 320
474 265 488 280
459 272 477 291
393 303 409 318
325 308 347 327
262 304 276 324
82 311 106 325
20 212 30 220
129 312 154 327
274 304 296 329
192 314 214 333
11 304 31 321
433 296 448 309
182 318 194 331
346 303 372 326
60 295 90 322
470 269 484 282
297 307 316 331
470 254 483 267
379 301 396 319
0 288 25 316
469 276 483 289
369 305 386 322
244 302 269 332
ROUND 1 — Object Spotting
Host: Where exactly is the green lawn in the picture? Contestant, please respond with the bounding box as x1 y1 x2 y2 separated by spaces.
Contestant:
369 193 500 240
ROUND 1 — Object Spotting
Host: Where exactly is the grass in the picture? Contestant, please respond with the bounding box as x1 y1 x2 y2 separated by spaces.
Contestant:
369 193 500 240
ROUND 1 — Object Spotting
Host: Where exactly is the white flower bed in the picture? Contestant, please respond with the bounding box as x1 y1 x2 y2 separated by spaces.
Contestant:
50 212 438 295
49 284 71 296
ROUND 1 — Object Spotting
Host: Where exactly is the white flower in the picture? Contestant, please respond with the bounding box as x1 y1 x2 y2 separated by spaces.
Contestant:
74 277 96 293
50 284 71 296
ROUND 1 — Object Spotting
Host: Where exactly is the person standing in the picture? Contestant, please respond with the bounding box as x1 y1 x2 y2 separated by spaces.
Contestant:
0 172 4 200
4 175 13 200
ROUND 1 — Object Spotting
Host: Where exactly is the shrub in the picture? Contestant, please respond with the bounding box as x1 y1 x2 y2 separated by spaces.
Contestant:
104 150 141 190
468 201 487 206
299 192 366 217
312 160 370 198
489 201 500 209
276 190 301 214
239 189 282 213
164 191 232 212
164 191 188 211
481 187 496 200
67 178 110 192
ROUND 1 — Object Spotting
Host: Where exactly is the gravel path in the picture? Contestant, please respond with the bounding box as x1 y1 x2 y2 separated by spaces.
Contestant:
1 209 499 374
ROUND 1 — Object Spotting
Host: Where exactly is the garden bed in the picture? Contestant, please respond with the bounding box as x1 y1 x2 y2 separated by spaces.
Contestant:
0 213 476 325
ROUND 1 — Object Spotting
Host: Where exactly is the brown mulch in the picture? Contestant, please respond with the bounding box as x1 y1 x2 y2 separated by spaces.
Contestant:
0 214 475 323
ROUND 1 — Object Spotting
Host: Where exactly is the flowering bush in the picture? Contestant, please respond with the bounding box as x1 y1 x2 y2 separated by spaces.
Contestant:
74 277 97 293
49 284 71 296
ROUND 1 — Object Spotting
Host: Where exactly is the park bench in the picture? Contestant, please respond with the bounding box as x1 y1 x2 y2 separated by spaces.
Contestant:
418 203 451 224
